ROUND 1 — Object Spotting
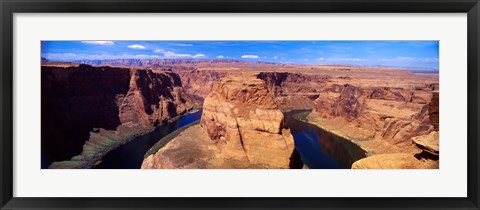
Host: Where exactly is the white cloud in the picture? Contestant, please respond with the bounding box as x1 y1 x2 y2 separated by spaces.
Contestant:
380 57 439 62
193 54 207 59
273 56 278 59
154 49 194 58
172 43 193 47
241 55 259 59
128 44 146 50
318 57 325 61
81 41 115 45
163 51 192 58
216 55 224 59
153 49 166 53
304 58 309 61
42 53 160 61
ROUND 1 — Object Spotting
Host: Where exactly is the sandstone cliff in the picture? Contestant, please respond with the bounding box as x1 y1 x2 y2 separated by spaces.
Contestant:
311 84 436 144
174 70 331 112
142 75 296 169
42 64 194 169
161 67 441 169
257 72 329 112
303 74 439 168
45 59 440 169
174 70 228 100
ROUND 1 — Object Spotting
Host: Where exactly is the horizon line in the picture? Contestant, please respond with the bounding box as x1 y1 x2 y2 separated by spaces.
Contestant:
41 57 439 71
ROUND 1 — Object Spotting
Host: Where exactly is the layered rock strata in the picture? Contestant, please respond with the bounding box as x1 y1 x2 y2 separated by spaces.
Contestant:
174 70 228 100
304 76 439 168
142 75 296 169
42 64 194 168
48 59 440 169
257 72 329 112
174 70 331 112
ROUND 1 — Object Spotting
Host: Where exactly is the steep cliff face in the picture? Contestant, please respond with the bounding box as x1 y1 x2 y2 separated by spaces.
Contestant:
200 75 295 168
142 75 296 169
311 83 436 147
305 80 439 168
257 72 329 112
174 70 331 112
331 84 364 121
174 70 228 100
42 64 194 168
119 69 193 126
429 91 439 131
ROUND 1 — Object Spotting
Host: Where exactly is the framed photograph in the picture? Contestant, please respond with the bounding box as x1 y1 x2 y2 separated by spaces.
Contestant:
1 0 479 209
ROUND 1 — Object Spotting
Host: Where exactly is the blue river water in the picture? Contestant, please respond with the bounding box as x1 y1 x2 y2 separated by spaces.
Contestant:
95 110 203 169
284 110 366 169
95 110 365 169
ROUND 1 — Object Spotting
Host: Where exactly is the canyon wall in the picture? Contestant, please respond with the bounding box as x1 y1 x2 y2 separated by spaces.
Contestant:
168 68 439 168
42 64 194 168
142 75 296 169
305 74 439 168
311 83 437 146
138 64 439 168
174 70 228 100
255 70 439 168
174 70 331 112
200 75 295 168
257 72 330 112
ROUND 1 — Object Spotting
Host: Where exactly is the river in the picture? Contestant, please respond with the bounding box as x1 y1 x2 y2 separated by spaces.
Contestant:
95 109 365 169
284 110 366 169
94 110 203 169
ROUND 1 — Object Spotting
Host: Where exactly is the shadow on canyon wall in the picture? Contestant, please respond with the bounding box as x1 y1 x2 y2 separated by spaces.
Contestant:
41 65 131 168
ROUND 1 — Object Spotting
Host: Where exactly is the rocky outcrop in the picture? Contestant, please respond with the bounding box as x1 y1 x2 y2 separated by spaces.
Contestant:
118 69 193 125
42 64 194 168
174 70 228 100
170 67 441 169
173 70 331 112
307 73 439 169
412 131 439 156
200 75 295 168
311 83 436 147
429 91 439 130
142 75 296 169
257 72 329 112
174 70 330 111
332 85 364 121
351 153 435 169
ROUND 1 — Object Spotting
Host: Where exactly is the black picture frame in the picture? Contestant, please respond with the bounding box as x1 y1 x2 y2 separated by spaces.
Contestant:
1 0 479 209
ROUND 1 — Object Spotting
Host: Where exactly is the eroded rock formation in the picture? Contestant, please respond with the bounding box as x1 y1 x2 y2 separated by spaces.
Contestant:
46 59 440 169
309 81 438 146
175 70 228 100
200 75 295 168
351 153 438 169
257 72 329 112
142 75 296 169
42 64 194 168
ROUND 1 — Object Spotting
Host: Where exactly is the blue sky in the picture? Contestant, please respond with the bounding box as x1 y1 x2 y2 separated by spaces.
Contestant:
41 41 439 70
